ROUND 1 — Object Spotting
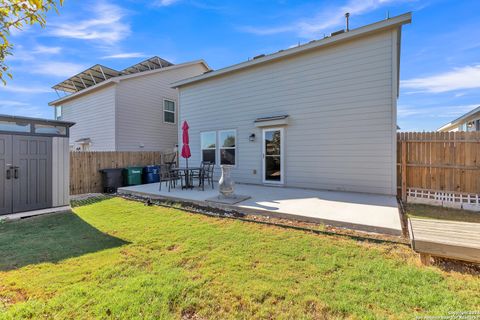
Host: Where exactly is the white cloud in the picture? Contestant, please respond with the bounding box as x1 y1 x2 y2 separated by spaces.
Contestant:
49 2 131 44
30 61 87 78
0 100 30 107
0 104 47 118
102 52 148 59
0 84 51 94
240 0 405 38
242 25 292 36
8 45 62 62
33 45 62 54
398 104 479 119
401 65 480 93
154 0 181 6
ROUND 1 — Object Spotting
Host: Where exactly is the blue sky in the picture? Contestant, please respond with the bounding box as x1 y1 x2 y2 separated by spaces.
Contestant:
0 0 479 131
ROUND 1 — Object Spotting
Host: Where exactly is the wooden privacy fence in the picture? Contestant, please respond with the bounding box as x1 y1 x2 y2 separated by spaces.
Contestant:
397 132 480 203
70 151 176 195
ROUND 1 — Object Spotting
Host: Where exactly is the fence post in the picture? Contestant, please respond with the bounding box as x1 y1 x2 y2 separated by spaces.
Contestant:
401 140 407 203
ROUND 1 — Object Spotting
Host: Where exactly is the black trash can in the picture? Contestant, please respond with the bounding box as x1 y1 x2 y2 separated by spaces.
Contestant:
143 165 160 184
100 168 124 193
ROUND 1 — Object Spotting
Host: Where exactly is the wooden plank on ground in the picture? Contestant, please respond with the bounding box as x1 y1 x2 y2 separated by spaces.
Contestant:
409 217 480 264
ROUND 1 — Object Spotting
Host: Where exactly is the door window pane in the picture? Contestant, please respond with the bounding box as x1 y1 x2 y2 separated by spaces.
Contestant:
265 156 281 181
265 130 281 156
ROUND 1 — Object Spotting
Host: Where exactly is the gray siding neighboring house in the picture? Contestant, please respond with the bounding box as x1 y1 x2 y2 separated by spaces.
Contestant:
437 106 480 132
49 60 209 152
173 13 411 195
60 85 116 151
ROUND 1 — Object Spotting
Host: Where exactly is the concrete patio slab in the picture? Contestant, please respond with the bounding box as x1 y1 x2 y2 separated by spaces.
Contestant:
118 183 402 235
206 194 251 205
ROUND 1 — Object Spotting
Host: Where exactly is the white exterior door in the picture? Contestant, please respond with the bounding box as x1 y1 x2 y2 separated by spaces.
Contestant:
262 128 284 184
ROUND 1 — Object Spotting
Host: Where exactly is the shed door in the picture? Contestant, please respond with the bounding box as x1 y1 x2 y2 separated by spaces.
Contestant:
0 134 13 215
12 136 52 213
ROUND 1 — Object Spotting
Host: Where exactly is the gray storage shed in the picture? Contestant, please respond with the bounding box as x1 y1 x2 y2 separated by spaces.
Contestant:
0 114 74 219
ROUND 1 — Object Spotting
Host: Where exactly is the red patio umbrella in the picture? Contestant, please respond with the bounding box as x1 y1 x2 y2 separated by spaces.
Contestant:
181 120 191 168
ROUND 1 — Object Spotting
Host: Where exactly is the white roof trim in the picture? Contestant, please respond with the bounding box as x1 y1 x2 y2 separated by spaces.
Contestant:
172 12 411 88
438 106 480 131
49 60 210 106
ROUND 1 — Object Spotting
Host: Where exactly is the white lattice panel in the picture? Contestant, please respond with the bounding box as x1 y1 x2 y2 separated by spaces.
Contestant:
407 188 480 212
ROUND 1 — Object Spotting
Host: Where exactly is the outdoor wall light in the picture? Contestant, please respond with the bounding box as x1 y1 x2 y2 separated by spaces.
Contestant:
249 133 256 142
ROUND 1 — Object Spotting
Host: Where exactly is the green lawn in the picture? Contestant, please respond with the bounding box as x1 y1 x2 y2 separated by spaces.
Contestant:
0 198 478 319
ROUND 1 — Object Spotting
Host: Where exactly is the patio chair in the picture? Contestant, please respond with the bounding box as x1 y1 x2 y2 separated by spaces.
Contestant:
159 164 178 192
190 162 204 188
204 162 215 190
191 161 214 190
199 161 215 190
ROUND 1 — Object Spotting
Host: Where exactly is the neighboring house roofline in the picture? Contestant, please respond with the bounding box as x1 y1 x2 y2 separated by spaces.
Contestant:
172 12 411 88
48 60 210 106
437 105 480 131
52 56 175 94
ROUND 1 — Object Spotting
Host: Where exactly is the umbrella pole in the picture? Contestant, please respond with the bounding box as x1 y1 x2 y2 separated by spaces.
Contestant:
186 158 189 188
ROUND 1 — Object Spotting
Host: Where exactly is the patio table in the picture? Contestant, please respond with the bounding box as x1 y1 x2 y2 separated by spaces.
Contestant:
170 167 202 189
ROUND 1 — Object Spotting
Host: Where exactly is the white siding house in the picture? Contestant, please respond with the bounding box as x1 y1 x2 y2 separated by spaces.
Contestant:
60 85 116 151
49 59 209 151
173 13 411 195
437 106 480 132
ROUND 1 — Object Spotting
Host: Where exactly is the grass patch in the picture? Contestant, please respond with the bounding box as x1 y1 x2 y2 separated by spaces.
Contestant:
0 211 127 272
0 198 479 319
407 204 480 223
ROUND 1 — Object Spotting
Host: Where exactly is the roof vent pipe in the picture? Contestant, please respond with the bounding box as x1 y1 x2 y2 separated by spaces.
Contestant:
345 12 350 31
